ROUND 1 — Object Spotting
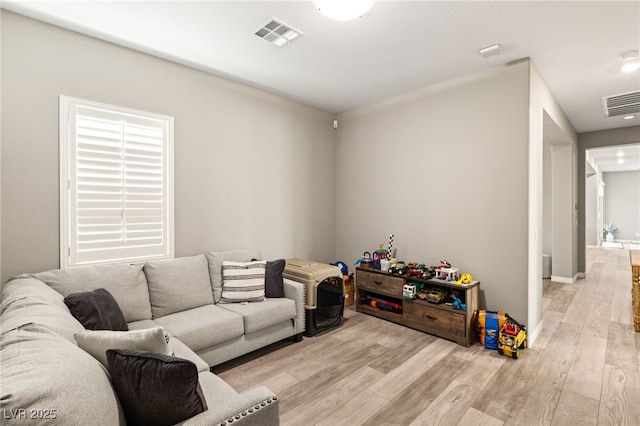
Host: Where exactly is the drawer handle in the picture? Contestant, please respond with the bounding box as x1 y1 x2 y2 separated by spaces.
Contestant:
374 281 384 286
425 315 437 321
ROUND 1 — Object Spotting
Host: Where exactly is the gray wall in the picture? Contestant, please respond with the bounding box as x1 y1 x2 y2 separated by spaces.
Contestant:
1 11 336 282
578 126 640 272
603 171 640 241
585 173 598 245
543 141 553 255
335 62 530 323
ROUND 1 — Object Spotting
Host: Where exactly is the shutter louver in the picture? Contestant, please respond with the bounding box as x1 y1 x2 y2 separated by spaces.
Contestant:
63 99 173 266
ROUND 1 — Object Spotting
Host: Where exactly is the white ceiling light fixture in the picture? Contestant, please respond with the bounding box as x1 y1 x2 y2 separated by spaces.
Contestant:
479 44 503 58
315 0 373 21
621 50 640 73
623 115 637 119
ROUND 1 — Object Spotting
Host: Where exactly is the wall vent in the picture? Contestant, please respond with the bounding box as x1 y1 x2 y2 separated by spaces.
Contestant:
601 90 640 117
255 18 303 47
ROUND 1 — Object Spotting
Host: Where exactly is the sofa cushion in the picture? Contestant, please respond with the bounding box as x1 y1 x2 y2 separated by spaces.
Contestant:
26 263 152 323
107 349 208 426
75 326 173 368
154 305 244 352
0 324 125 425
169 336 210 373
221 260 267 303
1 293 85 343
127 319 161 331
265 259 286 298
64 288 128 331
2 277 68 311
206 249 262 303
218 298 297 334
144 255 214 318
125 321 209 373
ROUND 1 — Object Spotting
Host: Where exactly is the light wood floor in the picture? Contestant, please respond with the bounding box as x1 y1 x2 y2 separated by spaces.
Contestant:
214 247 640 425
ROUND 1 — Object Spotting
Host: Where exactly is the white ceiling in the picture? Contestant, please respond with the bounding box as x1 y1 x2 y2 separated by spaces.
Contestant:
587 144 640 173
3 1 640 134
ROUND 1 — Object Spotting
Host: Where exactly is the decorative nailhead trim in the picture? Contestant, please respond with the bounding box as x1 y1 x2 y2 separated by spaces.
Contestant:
273 396 278 400
235 415 241 419
242 412 247 416
261 402 266 406
248 408 253 413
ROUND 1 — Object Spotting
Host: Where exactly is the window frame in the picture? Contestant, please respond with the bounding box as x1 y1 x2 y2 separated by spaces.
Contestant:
59 96 174 268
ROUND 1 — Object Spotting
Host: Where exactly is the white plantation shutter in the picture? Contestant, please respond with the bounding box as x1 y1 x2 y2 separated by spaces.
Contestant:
60 96 174 267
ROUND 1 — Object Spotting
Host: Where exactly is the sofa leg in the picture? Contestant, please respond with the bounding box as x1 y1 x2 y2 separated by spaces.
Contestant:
293 332 304 342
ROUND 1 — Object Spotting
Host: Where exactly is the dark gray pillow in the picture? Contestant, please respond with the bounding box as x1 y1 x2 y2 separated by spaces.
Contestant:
64 288 128 331
106 349 208 426
265 259 286 298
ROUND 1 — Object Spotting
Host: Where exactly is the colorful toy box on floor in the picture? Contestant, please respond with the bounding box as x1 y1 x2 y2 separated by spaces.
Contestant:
476 310 508 350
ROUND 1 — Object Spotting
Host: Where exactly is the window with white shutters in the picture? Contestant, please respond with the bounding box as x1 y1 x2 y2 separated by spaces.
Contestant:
60 96 174 267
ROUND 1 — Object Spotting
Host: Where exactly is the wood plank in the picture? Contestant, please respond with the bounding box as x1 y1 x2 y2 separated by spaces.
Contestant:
277 341 389 415
409 380 481 426
563 333 607 401
471 346 544 421
363 354 462 426
315 389 388 426
280 365 384 426
605 321 639 371
551 388 599 426
598 364 640 425
367 338 457 400
453 348 506 391
458 408 503 426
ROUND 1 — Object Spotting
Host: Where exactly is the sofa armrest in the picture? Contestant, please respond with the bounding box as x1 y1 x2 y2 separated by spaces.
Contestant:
181 385 279 426
283 278 305 335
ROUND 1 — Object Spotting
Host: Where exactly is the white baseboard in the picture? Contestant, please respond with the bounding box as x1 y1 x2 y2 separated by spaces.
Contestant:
550 275 576 284
528 319 543 347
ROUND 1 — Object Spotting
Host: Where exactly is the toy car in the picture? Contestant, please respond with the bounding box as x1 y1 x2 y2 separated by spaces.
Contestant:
497 318 527 359
388 262 407 275
425 288 446 304
405 267 423 278
403 282 422 299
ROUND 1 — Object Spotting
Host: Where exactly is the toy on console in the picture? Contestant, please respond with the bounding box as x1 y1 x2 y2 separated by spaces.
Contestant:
455 273 473 285
434 260 460 283
451 294 466 311
361 294 402 313
388 261 406 275
425 287 447 304
403 282 423 300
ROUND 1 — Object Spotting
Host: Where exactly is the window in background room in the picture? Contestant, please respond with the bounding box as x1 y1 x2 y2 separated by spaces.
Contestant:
60 96 174 267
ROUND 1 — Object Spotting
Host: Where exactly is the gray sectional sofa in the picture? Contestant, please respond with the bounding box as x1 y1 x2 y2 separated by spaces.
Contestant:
0 249 306 425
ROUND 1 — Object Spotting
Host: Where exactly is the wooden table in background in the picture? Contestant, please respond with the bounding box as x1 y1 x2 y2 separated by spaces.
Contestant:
631 250 640 332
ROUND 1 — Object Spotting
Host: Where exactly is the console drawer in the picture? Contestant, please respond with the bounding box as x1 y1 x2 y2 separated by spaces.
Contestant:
403 301 466 338
356 270 404 298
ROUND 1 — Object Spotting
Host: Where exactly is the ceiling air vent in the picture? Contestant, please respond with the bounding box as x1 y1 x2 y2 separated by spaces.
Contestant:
601 91 640 117
255 18 303 47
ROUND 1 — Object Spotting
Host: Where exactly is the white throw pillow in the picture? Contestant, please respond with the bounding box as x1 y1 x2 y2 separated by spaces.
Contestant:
221 260 267 303
74 326 173 368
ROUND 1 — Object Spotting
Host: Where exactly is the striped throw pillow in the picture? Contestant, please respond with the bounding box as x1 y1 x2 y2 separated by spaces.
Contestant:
220 260 267 303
